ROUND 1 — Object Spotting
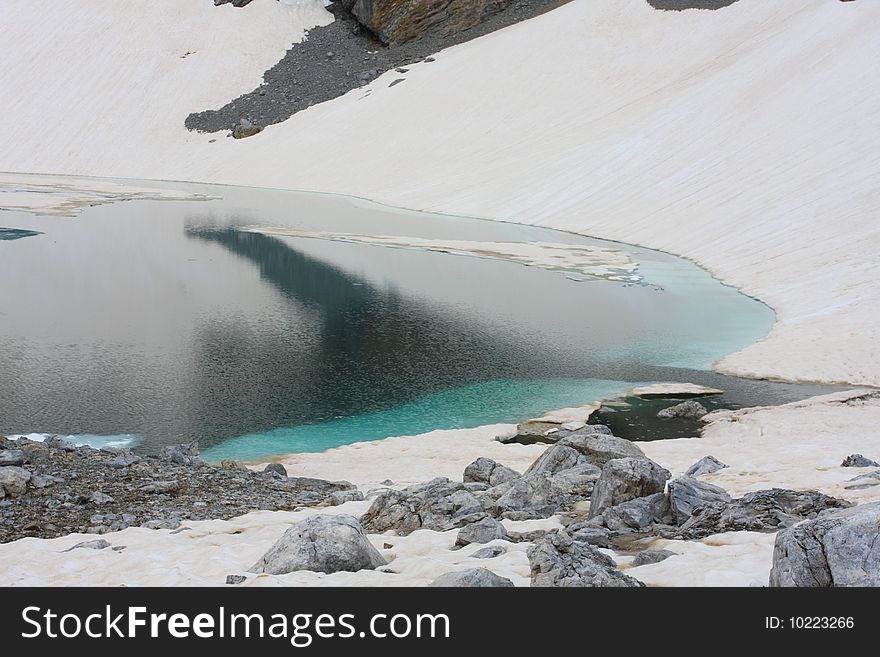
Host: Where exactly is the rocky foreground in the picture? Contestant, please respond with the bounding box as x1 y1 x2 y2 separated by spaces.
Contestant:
3 410 877 586
0 436 360 543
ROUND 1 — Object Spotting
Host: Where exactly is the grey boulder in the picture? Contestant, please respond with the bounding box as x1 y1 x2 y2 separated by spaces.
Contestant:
657 400 708 419
600 492 673 531
524 445 581 476
470 545 507 559
430 568 514 587
770 502 880 587
841 454 880 468
559 432 645 467
685 455 729 477
632 549 676 567
455 516 509 547
0 466 32 498
462 457 520 486
668 475 731 524
0 449 26 466
263 462 288 477
678 488 851 539
528 531 642 587
250 514 386 575
327 489 365 506
495 471 557 519
589 457 671 519
360 477 485 535
161 441 204 466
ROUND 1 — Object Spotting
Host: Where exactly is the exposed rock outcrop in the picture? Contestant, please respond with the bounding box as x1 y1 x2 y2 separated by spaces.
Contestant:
430 567 514 587
528 531 643 587
770 502 880 587
353 0 516 47
677 488 851 539
360 477 485 535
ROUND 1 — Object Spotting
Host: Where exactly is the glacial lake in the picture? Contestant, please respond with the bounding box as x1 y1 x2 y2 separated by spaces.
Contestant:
0 179 836 460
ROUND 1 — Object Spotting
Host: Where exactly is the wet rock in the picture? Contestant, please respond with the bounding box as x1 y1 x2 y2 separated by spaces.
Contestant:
0 466 32 498
429 567 514 587
656 400 708 419
632 549 676 567
770 502 880 587
841 454 880 468
599 492 672 531
498 420 561 445
558 432 645 467
528 531 643 587
471 545 507 559
589 457 670 519
454 516 509 547
251 514 385 575
462 457 520 486
684 455 728 477
0 450 26 466
160 441 204 467
263 463 288 477
360 477 485 535
678 489 851 539
667 475 731 524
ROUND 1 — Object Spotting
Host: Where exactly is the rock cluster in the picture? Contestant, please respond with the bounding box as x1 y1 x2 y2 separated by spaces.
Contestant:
528 531 643 587
0 435 357 542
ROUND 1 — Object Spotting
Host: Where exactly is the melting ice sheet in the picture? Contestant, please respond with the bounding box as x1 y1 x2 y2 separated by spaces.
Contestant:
239 226 642 282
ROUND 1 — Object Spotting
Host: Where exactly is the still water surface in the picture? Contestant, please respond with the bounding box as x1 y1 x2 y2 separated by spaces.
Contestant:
0 181 825 460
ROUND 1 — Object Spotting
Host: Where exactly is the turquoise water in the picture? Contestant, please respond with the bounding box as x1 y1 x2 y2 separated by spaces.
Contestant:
203 378 639 462
0 179 792 460
0 227 41 240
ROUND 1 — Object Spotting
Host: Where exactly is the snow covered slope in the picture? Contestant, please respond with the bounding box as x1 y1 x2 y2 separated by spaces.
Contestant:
1 0 878 386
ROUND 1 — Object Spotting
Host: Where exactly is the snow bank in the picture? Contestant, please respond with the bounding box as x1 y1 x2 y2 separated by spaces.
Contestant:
2 0 878 385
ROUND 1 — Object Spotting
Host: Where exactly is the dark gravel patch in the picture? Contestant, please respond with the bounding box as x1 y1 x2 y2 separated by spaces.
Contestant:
0 436 357 543
647 0 740 9
186 0 570 134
